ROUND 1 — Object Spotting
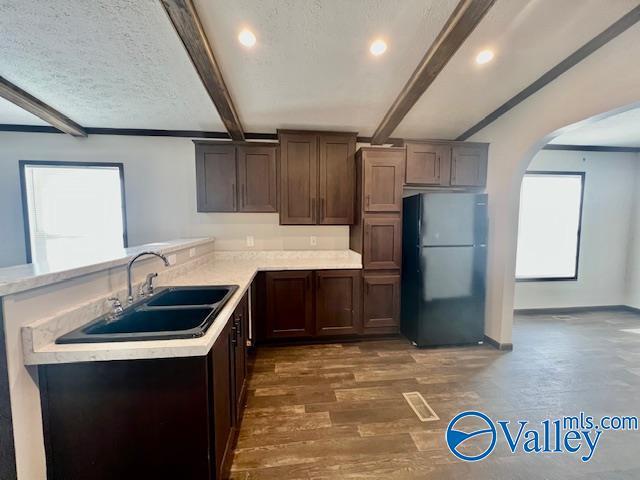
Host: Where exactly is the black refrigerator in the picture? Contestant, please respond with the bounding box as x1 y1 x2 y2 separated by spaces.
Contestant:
401 193 487 347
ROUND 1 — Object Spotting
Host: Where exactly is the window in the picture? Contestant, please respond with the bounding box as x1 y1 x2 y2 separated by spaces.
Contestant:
20 161 127 268
515 171 584 281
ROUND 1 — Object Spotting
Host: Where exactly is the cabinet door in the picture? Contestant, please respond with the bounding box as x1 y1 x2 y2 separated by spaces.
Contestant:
363 150 404 212
195 144 237 212
265 271 314 338
318 134 356 224
232 293 248 423
315 270 361 336
238 146 278 212
451 144 488 187
279 133 318 224
405 142 451 186
363 217 402 270
211 321 234 478
363 275 401 329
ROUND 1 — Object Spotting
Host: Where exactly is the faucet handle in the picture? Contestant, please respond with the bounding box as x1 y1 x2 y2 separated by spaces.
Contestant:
107 297 124 316
140 272 159 297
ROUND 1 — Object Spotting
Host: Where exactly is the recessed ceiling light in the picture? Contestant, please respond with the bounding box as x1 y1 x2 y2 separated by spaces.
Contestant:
370 39 387 56
475 49 494 65
238 29 256 48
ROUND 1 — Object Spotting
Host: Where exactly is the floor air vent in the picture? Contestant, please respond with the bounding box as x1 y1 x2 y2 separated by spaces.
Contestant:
403 392 439 422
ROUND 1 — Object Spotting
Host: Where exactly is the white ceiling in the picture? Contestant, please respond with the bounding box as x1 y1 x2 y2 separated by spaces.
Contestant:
550 106 640 147
394 0 640 139
195 0 459 134
0 0 224 130
0 0 638 138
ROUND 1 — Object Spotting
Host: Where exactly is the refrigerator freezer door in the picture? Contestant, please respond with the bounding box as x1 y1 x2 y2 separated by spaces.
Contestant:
420 193 485 247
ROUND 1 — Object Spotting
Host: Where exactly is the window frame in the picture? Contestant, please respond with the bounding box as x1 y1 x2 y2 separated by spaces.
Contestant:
19 160 128 264
515 170 585 283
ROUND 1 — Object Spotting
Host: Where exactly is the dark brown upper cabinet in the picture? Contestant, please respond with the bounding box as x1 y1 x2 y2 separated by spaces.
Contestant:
237 146 277 212
363 217 402 270
195 142 277 213
405 142 451 186
319 134 356 224
315 270 361 336
451 143 488 187
279 132 318 224
195 144 237 212
404 140 488 188
264 270 314 339
359 148 405 213
279 130 356 225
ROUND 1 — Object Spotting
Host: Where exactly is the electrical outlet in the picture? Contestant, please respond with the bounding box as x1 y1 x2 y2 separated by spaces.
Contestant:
189 248 196 258
310 236 317 246
167 254 177 266
246 235 255 247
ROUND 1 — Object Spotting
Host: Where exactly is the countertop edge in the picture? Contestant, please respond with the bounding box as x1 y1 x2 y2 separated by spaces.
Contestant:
0 238 215 297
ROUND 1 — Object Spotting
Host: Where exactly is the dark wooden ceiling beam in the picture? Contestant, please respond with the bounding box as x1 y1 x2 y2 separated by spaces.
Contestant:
456 4 640 141
371 0 495 145
0 76 86 137
160 0 245 141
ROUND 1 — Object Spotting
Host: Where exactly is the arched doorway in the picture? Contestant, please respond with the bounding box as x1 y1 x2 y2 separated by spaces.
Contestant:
468 45 640 347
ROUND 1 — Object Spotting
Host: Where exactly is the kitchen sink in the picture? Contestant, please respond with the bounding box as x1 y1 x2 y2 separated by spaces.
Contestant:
146 286 230 307
56 285 239 344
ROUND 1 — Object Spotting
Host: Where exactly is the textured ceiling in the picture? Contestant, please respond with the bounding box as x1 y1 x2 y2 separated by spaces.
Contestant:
394 0 640 140
195 0 459 134
0 0 224 130
1 0 638 137
550 107 640 147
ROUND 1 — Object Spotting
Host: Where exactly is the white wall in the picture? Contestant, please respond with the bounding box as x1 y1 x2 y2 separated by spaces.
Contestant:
624 161 640 309
513 150 638 309
0 132 349 267
470 21 640 344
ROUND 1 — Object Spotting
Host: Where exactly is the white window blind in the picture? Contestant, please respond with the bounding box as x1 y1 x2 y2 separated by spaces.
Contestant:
23 163 126 269
515 172 583 280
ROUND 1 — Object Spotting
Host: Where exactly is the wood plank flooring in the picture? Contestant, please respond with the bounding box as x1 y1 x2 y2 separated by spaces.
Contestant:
230 310 640 479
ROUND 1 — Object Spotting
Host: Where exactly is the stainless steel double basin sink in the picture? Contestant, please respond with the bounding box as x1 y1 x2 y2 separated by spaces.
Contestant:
57 285 239 344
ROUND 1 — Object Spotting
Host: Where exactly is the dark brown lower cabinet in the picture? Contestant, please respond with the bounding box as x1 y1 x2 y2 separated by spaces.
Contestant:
265 271 314 339
212 318 235 479
264 269 363 340
363 274 401 333
40 291 250 480
232 293 248 424
315 270 361 336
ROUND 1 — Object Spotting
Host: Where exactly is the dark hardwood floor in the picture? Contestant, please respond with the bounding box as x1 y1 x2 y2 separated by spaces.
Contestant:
230 310 640 479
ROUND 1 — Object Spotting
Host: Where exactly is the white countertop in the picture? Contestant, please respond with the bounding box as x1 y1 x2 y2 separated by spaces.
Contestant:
0 238 215 297
22 250 362 365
